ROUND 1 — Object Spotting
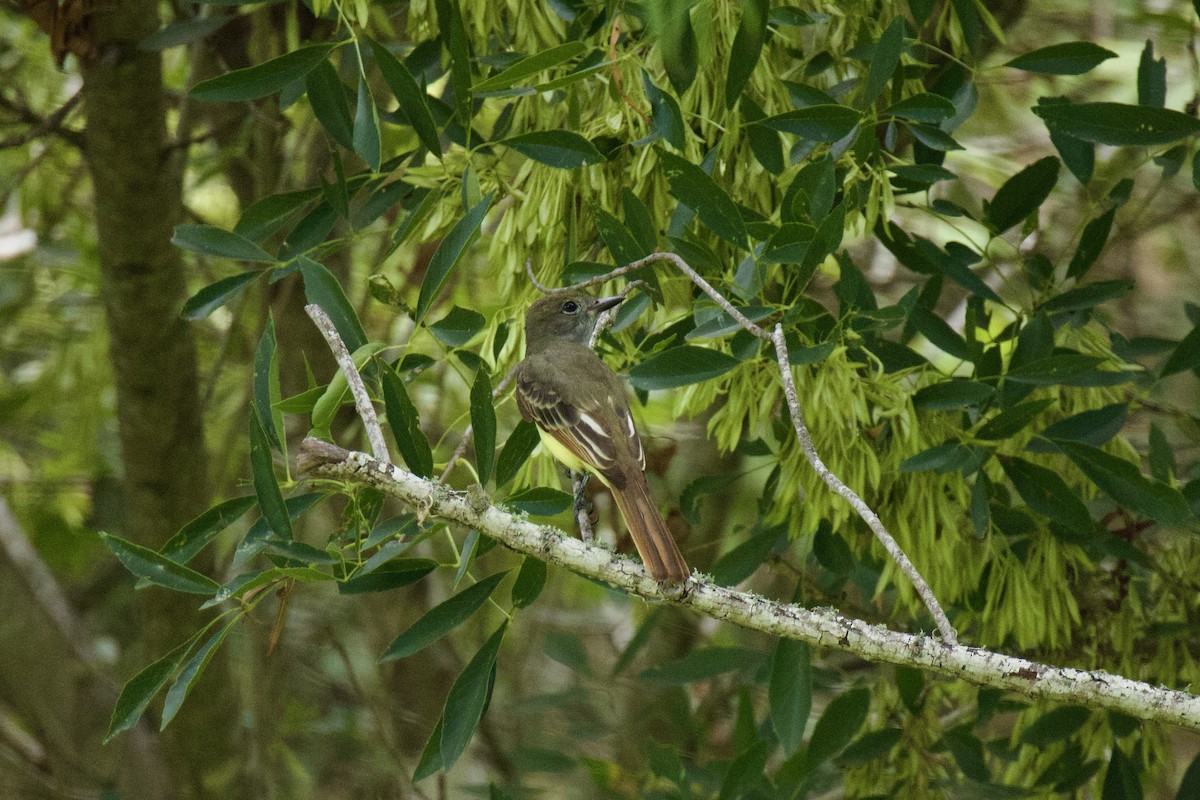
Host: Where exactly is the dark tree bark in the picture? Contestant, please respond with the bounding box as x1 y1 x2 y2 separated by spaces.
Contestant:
80 2 237 795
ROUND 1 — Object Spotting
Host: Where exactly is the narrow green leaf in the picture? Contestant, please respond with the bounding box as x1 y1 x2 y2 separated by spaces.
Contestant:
440 621 508 770
279 202 336 259
161 496 257 564
510 556 547 608
1103 746 1142 800
298 256 368 351
987 156 1060 233
139 17 230 51
913 379 994 410
381 366 434 478
885 92 957 124
900 440 991 474
161 621 234 728
759 104 861 141
100 532 221 595
182 270 264 320
429 305 486 347
305 60 354 150
232 493 324 567
725 0 769 109
105 633 200 742
1138 40 1167 108
837 728 903 766
659 150 748 247
1006 42 1117 75
501 130 605 168
908 306 970 360
415 194 492 322
495 420 541 488
380 570 510 661
437 0 474 125
473 42 587 92
1033 102 1200 146
505 487 572 516
640 647 765 683
1041 280 1134 313
1029 403 1127 452
1067 208 1116 280
1006 354 1104 385
413 716 445 781
369 38 442 156
975 399 1054 440
1056 441 1193 526
249 412 293 540
595 209 646 265
769 638 812 755
629 345 740 390
720 743 771 800
353 79 382 171
806 688 871 768
863 17 904 104
1160 324 1200 376
1021 706 1090 746
650 0 699 94
339 559 438 594
471 368 496 486
191 43 337 102
253 315 280 450
1002 457 1094 532
172 224 275 263
235 188 321 241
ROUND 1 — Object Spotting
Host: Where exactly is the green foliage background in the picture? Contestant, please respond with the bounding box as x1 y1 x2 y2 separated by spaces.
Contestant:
3 0 1200 797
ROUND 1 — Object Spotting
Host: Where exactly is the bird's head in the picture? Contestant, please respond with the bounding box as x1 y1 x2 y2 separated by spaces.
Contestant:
523 289 623 352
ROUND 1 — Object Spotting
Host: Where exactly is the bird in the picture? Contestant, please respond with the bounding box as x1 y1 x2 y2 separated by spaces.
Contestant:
515 289 691 582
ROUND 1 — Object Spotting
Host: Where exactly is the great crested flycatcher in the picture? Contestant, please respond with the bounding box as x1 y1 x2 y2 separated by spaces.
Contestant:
516 289 690 582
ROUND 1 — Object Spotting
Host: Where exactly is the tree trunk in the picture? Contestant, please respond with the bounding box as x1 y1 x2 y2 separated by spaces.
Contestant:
81 2 236 795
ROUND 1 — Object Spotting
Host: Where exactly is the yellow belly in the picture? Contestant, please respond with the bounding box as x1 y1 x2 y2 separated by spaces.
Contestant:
537 428 614 490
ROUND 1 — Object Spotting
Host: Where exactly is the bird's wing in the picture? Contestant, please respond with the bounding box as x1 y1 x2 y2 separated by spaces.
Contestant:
516 360 644 484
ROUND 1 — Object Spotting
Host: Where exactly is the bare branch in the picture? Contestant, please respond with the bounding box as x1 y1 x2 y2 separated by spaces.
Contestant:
300 438 1200 733
524 258 553 294
304 304 390 463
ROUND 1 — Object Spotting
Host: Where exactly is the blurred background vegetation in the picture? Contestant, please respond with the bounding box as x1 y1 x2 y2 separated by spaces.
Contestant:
2 0 1200 798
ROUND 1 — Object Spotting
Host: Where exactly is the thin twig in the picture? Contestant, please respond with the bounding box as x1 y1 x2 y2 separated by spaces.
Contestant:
565 252 956 642
299 438 1200 733
304 304 390 463
524 258 553 294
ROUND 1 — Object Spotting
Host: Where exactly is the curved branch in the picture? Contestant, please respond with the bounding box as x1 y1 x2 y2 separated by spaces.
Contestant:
298 438 1200 733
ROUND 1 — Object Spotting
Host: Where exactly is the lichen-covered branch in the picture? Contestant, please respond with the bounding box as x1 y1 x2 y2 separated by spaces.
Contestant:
299 438 1200 733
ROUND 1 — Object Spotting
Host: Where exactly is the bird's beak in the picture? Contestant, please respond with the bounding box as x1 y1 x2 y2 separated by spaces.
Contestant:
592 296 624 313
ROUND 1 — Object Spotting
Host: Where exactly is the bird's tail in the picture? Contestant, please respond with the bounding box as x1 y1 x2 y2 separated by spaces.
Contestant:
611 474 690 582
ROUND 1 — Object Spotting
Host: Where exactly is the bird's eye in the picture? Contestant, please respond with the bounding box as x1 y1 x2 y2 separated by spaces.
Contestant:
561 300 580 314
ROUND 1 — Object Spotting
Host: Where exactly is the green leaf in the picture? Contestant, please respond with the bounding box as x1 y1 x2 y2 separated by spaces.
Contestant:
629 345 740 390
381 365 434 478
105 633 199 742
1161 324 1200 376
161 496 257 564
975 399 1053 440
987 156 1060 233
806 688 871 769
837 728 903 766
172 224 275 263
369 38 442 157
298 256 368 351
1041 280 1134 313
725 0 769 109
1103 747 1142 800
471 368 496 486
100 532 221 595
510 556 547 608
650 0 699 94
659 150 748 247
1138 40 1167 108
428 305 486 347
885 92 957 124
709 525 781 585
1041 98 1095 184
1021 705 1090 747
235 188 321 241
139 17 231 51
161 621 234 729
943 728 989 782
191 44 337 102
437 0 474 125
280 202 336 259
863 17 904 104
769 638 812 755
440 621 508 770
908 306 969 360
1006 42 1117 75
353 79 382 171
1006 354 1105 385
253 315 281 450
473 42 587 92
1033 102 1200 146
495 420 541 488
181 270 264 320
505 487 572 516
759 104 861 141
900 440 991 474
1056 442 1193 526
339 559 438 594
905 121 963 151
380 571 510 662
501 130 605 168
1067 209 1116 280
305 60 354 150
415 194 492 322
913 379 994 410
413 716 445 781
1029 403 1127 453
1002 457 1094 532
640 647 765 684
720 743 771 800
249 412 293 540
595 209 646 265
